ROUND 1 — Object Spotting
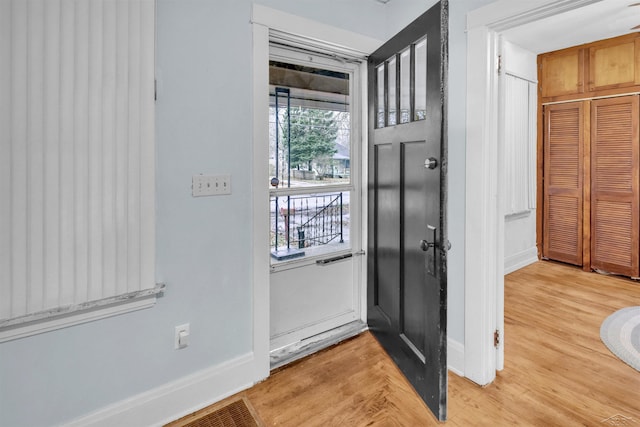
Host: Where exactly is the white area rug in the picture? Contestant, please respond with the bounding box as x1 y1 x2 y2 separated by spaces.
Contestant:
600 306 640 372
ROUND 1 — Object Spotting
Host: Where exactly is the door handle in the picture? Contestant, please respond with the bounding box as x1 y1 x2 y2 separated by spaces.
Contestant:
420 239 434 251
420 238 452 252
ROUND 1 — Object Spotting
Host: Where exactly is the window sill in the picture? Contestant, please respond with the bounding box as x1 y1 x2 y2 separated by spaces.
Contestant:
270 243 357 272
0 283 165 343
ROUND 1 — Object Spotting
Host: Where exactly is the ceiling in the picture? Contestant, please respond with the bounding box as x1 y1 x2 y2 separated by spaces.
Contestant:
372 0 639 54
502 0 640 53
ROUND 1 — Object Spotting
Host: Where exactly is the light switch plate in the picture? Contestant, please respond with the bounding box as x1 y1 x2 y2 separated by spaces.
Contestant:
192 174 231 197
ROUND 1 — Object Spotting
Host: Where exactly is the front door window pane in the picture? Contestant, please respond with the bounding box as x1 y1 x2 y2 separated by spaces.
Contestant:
377 64 385 128
269 61 350 189
269 60 352 262
400 47 411 124
387 56 397 126
415 37 427 121
270 191 348 258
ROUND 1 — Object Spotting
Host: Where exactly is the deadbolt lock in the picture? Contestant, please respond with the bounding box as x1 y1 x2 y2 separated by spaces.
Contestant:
424 157 438 169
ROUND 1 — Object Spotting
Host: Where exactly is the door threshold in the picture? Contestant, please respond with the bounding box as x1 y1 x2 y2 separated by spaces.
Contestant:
269 320 367 370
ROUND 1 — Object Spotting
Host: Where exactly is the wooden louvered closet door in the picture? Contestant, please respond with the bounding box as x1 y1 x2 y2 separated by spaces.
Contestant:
543 102 585 265
591 96 640 277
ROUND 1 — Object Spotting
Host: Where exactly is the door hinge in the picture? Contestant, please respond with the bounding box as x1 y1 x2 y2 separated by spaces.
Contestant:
497 55 502 75
494 329 501 348
154 79 157 101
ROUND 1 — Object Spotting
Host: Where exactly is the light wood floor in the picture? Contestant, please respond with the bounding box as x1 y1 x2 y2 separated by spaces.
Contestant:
179 261 640 426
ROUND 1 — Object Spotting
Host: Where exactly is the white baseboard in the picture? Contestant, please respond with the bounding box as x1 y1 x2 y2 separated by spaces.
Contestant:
63 336 465 426
504 246 538 275
447 337 464 376
64 352 266 427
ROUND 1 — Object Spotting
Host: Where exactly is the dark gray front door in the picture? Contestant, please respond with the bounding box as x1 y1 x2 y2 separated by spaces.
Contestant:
367 1 448 421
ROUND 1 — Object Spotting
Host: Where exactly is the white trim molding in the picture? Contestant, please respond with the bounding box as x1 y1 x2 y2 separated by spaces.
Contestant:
467 0 601 32
251 4 381 58
447 337 465 377
0 285 163 343
465 25 500 386
504 247 538 275
251 17 272 392
64 353 258 427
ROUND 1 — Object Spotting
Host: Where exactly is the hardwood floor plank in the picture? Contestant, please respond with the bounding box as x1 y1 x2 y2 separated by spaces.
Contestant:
172 261 640 426
246 332 439 426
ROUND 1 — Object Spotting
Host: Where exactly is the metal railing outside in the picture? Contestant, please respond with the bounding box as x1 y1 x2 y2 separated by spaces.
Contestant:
271 192 347 253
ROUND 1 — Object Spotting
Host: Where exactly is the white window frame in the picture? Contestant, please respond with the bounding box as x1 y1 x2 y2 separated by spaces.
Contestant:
268 45 363 272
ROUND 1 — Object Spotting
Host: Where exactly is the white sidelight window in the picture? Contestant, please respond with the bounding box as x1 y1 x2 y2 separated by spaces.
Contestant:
0 0 157 342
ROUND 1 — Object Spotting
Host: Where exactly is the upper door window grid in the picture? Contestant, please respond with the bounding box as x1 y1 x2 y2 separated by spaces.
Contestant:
376 37 427 128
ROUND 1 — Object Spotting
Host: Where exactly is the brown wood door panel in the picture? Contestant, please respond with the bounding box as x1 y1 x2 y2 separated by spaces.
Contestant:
545 194 582 264
543 102 584 265
540 49 585 98
590 96 640 277
589 37 640 92
592 199 635 273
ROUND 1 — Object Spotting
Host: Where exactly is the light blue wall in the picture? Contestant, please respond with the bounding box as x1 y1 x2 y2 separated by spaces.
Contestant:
0 1 496 426
1 2 260 426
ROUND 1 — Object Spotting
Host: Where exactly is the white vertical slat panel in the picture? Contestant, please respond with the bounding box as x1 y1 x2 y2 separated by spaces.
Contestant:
27 0 46 313
0 0 156 330
59 0 76 307
528 82 537 209
504 75 514 214
519 81 529 210
102 0 117 299
139 0 155 289
10 0 28 317
504 74 532 216
88 0 104 302
0 0 13 318
43 0 62 310
514 76 525 212
127 0 142 292
115 1 129 296
504 76 516 214
74 0 90 304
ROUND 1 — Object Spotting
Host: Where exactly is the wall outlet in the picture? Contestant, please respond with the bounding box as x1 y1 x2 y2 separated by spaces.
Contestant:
174 323 190 349
192 174 231 197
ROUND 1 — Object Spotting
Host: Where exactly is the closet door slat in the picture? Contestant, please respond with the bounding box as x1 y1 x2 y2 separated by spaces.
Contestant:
590 96 640 277
543 102 584 266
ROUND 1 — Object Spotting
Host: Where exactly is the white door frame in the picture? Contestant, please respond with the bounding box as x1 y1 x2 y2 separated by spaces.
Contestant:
251 4 381 377
464 0 604 386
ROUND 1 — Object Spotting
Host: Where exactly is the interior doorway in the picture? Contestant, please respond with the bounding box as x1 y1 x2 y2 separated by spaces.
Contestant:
465 0 637 386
